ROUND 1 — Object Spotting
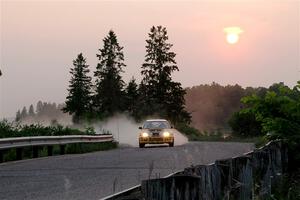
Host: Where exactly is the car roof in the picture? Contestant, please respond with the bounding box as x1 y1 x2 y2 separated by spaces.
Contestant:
145 119 168 122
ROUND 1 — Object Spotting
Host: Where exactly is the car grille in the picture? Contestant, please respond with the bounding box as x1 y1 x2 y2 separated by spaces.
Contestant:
150 129 161 136
152 132 160 136
149 137 164 142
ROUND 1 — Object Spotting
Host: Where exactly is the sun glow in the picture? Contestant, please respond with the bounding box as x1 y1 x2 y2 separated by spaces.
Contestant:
224 27 243 44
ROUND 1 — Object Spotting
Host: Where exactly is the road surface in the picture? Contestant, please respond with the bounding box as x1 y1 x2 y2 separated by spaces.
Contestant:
0 142 254 200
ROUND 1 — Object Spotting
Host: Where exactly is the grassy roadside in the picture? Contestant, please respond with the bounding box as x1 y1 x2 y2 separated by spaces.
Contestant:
176 123 267 147
2 141 118 163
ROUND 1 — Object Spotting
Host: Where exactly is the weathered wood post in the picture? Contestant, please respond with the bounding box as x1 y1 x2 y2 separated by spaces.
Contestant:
252 147 272 198
142 175 201 200
268 141 284 194
215 158 233 199
230 156 253 200
182 164 222 199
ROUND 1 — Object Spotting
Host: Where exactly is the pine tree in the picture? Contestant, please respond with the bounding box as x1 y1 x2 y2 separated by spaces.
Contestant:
94 30 126 117
141 26 191 124
165 82 191 124
20 106 28 120
63 53 92 123
28 104 35 116
15 110 21 122
36 101 43 116
125 77 139 116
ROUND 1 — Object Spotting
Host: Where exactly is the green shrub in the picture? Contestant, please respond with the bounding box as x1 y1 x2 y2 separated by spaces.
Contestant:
175 123 201 141
229 111 263 137
0 120 98 138
0 120 16 138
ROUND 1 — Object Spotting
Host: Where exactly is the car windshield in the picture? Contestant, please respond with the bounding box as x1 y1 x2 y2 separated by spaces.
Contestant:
143 121 171 129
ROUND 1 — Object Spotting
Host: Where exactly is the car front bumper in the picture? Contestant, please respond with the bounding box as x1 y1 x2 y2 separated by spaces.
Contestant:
139 136 174 144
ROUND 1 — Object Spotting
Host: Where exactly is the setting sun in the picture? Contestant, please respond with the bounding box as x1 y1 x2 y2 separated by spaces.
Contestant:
226 33 239 44
224 27 243 44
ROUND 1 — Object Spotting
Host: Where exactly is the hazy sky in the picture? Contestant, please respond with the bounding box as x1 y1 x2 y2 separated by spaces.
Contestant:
1 0 299 118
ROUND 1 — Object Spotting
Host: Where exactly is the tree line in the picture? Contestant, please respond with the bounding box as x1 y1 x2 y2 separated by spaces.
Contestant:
15 81 297 137
15 101 65 124
63 26 191 124
185 83 270 132
229 82 300 138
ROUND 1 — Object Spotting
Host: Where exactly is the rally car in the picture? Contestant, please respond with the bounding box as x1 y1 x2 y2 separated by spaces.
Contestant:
138 119 174 148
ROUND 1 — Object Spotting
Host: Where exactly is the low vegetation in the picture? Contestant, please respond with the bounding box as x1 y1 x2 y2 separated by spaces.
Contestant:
0 120 96 138
176 123 266 147
228 81 300 199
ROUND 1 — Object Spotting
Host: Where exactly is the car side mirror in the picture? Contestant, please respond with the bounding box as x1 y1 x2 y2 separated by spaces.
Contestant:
139 127 142 129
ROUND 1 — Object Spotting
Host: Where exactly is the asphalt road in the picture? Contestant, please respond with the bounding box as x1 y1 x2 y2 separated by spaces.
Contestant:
0 142 254 200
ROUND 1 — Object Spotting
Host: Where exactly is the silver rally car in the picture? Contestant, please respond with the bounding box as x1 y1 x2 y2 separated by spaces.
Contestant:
138 119 174 148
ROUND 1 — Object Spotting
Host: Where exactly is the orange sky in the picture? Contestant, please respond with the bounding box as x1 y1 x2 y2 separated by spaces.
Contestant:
0 0 299 118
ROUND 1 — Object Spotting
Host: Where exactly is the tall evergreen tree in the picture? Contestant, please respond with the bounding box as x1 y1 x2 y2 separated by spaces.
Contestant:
28 104 35 116
125 77 139 116
63 53 92 123
94 30 126 117
36 101 43 116
15 110 21 122
20 106 28 120
141 26 190 124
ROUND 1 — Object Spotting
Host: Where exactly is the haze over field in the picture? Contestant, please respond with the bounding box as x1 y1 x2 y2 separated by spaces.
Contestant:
0 0 299 118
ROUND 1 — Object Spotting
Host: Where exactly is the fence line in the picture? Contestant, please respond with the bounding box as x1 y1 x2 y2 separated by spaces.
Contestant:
0 135 113 150
0 135 113 162
142 141 287 200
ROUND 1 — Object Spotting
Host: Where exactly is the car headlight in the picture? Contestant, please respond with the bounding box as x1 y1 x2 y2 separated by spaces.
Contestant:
163 132 170 137
142 132 149 137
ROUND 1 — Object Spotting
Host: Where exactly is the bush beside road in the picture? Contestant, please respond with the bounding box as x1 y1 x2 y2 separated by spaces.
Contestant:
0 120 96 138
